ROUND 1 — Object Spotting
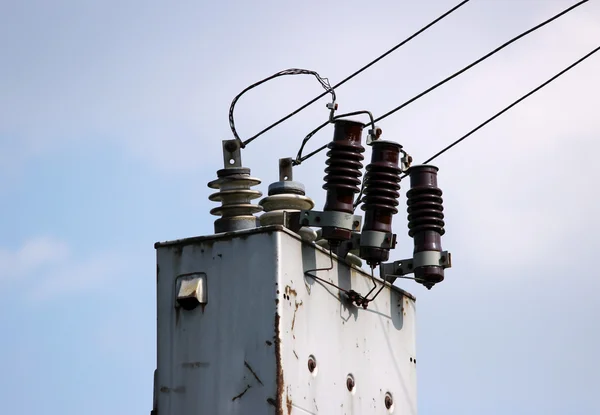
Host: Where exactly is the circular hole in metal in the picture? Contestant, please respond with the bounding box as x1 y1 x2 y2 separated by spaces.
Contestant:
307 355 317 376
385 392 394 411
346 374 355 393
229 158 235 165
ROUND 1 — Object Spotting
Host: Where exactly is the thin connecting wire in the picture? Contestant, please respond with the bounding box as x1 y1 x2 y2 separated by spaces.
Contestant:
293 0 590 164
412 45 600 172
293 110 375 165
229 69 336 148
239 0 471 147
304 249 348 293
304 250 389 309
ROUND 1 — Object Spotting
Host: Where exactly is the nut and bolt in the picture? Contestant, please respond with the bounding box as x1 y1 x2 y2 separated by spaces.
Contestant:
385 393 394 409
346 375 355 392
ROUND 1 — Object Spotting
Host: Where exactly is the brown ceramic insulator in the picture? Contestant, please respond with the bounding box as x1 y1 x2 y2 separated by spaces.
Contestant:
406 165 445 289
360 140 402 264
321 120 365 244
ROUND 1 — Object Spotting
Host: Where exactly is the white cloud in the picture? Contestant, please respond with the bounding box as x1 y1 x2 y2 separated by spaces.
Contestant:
0 236 69 280
0 236 127 301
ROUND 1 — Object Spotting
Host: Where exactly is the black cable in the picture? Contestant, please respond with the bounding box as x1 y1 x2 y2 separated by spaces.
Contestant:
293 110 375 165
418 45 600 167
229 69 336 148
294 0 590 163
239 0 472 147
372 0 589 124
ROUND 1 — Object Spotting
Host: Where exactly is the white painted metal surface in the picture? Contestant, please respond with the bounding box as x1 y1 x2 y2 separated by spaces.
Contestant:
153 226 417 415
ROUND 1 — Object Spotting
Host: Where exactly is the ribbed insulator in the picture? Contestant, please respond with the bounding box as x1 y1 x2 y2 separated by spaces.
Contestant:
406 167 445 237
322 120 365 214
362 168 401 213
361 141 402 220
207 167 263 233
259 180 316 241
323 142 364 194
359 140 403 265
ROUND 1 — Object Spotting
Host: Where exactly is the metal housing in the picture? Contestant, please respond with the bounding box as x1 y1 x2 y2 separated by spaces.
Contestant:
153 226 417 414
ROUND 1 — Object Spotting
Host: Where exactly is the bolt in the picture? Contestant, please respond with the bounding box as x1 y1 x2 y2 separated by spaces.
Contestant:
385 393 393 409
346 375 355 392
308 357 316 373
224 140 238 152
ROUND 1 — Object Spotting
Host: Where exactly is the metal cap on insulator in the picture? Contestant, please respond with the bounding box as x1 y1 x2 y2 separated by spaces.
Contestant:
359 140 402 265
406 165 445 289
321 119 365 246
208 140 263 233
259 158 317 241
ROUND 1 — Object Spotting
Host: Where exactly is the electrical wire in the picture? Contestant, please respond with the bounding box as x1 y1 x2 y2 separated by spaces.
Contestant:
372 0 589 124
293 110 375 165
229 69 336 148
293 0 590 163
304 249 386 309
417 45 600 168
238 0 472 147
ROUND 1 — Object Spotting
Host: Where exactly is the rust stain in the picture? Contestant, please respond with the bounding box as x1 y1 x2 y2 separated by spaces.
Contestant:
244 361 264 386
286 389 292 415
285 285 297 297
160 386 186 393
291 300 303 331
232 384 251 401
274 313 284 415
181 361 209 368
175 307 181 326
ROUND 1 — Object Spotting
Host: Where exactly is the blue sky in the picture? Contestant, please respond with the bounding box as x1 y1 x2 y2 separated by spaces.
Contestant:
1 0 599 414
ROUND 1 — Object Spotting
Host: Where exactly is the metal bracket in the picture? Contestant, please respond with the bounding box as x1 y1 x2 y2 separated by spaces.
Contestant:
336 232 362 259
279 157 293 181
380 251 452 283
222 139 242 169
360 230 396 250
399 149 413 172
299 210 362 232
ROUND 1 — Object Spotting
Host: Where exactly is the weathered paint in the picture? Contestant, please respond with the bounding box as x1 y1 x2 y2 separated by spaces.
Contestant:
153 225 416 414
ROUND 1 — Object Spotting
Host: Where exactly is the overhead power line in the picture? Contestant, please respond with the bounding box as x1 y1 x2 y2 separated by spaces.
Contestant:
419 45 600 167
236 0 471 148
372 0 589 124
294 0 589 163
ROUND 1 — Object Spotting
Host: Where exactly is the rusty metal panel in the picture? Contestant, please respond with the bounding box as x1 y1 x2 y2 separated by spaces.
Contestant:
153 226 416 415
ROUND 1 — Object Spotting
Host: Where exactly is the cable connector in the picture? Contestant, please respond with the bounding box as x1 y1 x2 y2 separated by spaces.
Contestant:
366 126 382 145
326 102 338 111
400 150 413 172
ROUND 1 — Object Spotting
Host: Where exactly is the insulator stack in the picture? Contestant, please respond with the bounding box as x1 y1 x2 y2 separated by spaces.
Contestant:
208 140 263 233
359 140 402 265
406 165 445 289
259 158 317 242
321 119 365 246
